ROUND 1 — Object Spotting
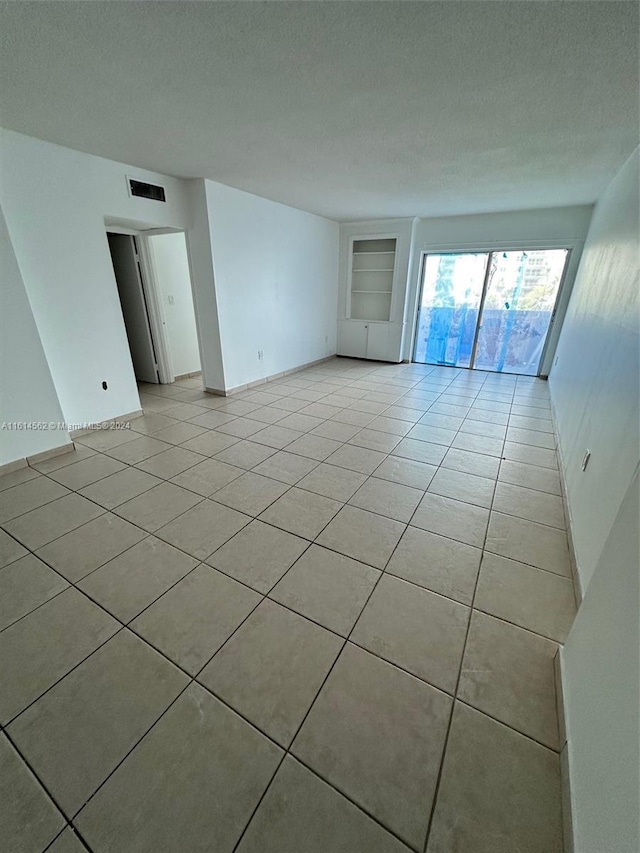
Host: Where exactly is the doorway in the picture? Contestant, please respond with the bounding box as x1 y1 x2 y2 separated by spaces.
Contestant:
413 248 569 376
108 233 160 384
108 230 202 386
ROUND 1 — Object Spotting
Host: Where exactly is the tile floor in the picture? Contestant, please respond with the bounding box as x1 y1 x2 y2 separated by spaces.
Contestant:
0 358 578 853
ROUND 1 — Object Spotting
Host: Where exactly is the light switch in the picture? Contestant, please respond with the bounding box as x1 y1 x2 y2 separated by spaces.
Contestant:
168 295 175 305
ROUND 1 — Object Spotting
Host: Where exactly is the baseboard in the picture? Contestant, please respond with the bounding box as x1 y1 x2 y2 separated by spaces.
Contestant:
205 354 337 397
0 440 74 477
70 409 143 439
549 395 583 608
555 649 575 853
174 370 202 381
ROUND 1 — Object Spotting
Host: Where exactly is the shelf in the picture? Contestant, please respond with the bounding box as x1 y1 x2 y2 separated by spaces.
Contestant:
353 269 394 273
352 251 395 256
352 290 392 294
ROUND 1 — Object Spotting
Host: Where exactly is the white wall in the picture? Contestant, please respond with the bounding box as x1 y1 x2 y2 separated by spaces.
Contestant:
205 180 339 390
148 232 201 378
0 128 194 426
0 205 70 465
550 149 639 853
562 471 639 853
549 150 639 591
404 206 594 368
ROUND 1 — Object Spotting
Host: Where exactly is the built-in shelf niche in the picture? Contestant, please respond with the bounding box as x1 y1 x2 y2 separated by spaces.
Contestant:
349 237 396 321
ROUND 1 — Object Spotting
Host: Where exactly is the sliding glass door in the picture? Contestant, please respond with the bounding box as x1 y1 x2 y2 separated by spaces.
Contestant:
414 249 569 376
413 253 489 368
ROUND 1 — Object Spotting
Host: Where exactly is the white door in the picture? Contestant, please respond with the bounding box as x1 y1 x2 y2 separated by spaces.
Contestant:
366 323 389 360
337 320 369 358
108 233 159 384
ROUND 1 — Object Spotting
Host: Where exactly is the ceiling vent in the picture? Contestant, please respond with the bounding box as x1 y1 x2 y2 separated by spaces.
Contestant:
128 177 166 202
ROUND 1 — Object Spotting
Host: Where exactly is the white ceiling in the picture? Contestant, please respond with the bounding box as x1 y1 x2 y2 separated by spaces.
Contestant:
1 1 638 222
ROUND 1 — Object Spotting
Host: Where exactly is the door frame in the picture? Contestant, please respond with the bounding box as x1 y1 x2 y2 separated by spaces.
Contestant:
411 243 575 376
106 225 179 384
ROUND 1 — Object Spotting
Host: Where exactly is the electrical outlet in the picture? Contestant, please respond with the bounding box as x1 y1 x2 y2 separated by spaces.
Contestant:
168 295 175 305
325 335 328 344
554 356 559 366
257 350 263 361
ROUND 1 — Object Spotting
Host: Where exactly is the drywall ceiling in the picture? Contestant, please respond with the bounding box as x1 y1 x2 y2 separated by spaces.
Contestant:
1 1 638 221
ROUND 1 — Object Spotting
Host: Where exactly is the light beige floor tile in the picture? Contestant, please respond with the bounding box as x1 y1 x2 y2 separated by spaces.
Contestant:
498 458 561 495
158 405 210 425
441 447 500 479
511 403 553 420
493 481 565 529
459 419 506 440
474 553 576 642
352 575 468 693
292 643 451 849
104 435 171 464
214 439 277 469
207 519 308 593
428 467 495 509
136 446 206 479
274 413 324 432
155 499 250 560
406 424 457 447
386 526 481 605
373 455 437 490
349 477 423 523
270 544 380 636
0 734 65 853
236 756 408 853
0 588 119 723
391 437 447 466
348 428 401 453
170 458 244 496
75 427 140 452
0 555 68 631
4 494 104 550
486 511 570 575
417 413 463 431
316 505 404 569
47 454 126 490
459 611 559 749
216 418 265 439
200 600 342 746
326 444 387 475
503 440 558 470
330 408 375 427
115 482 201 533
252 450 318 484
245 405 288 425
310 421 362 442
188 410 237 430
36 513 145 582
180 430 240 456
149 423 206 444
131 565 260 674
249 424 303 449
426 703 562 853
0 476 69 523
215 400 261 417
297 463 367 502
79 467 162 509
285 434 343 461
211 472 289 516
78 537 198 622
75 684 282 853
367 416 413 436
411 493 489 548
0 465 46 490
508 414 554 433
0 528 28 568
129 412 180 436
464 407 509 426
8 631 188 817
259 487 342 540
29 444 96 474
452 432 503 457
507 426 556 449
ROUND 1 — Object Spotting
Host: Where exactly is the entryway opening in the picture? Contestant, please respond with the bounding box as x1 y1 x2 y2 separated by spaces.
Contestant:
107 229 201 386
413 249 569 376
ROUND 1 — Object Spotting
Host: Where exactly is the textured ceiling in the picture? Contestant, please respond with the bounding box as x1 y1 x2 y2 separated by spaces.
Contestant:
1 1 638 221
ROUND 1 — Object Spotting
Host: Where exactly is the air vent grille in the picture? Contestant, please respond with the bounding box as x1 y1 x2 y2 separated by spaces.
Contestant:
129 178 166 202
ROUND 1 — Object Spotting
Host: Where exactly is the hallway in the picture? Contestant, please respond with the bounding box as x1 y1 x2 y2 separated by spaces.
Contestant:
1 358 576 853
